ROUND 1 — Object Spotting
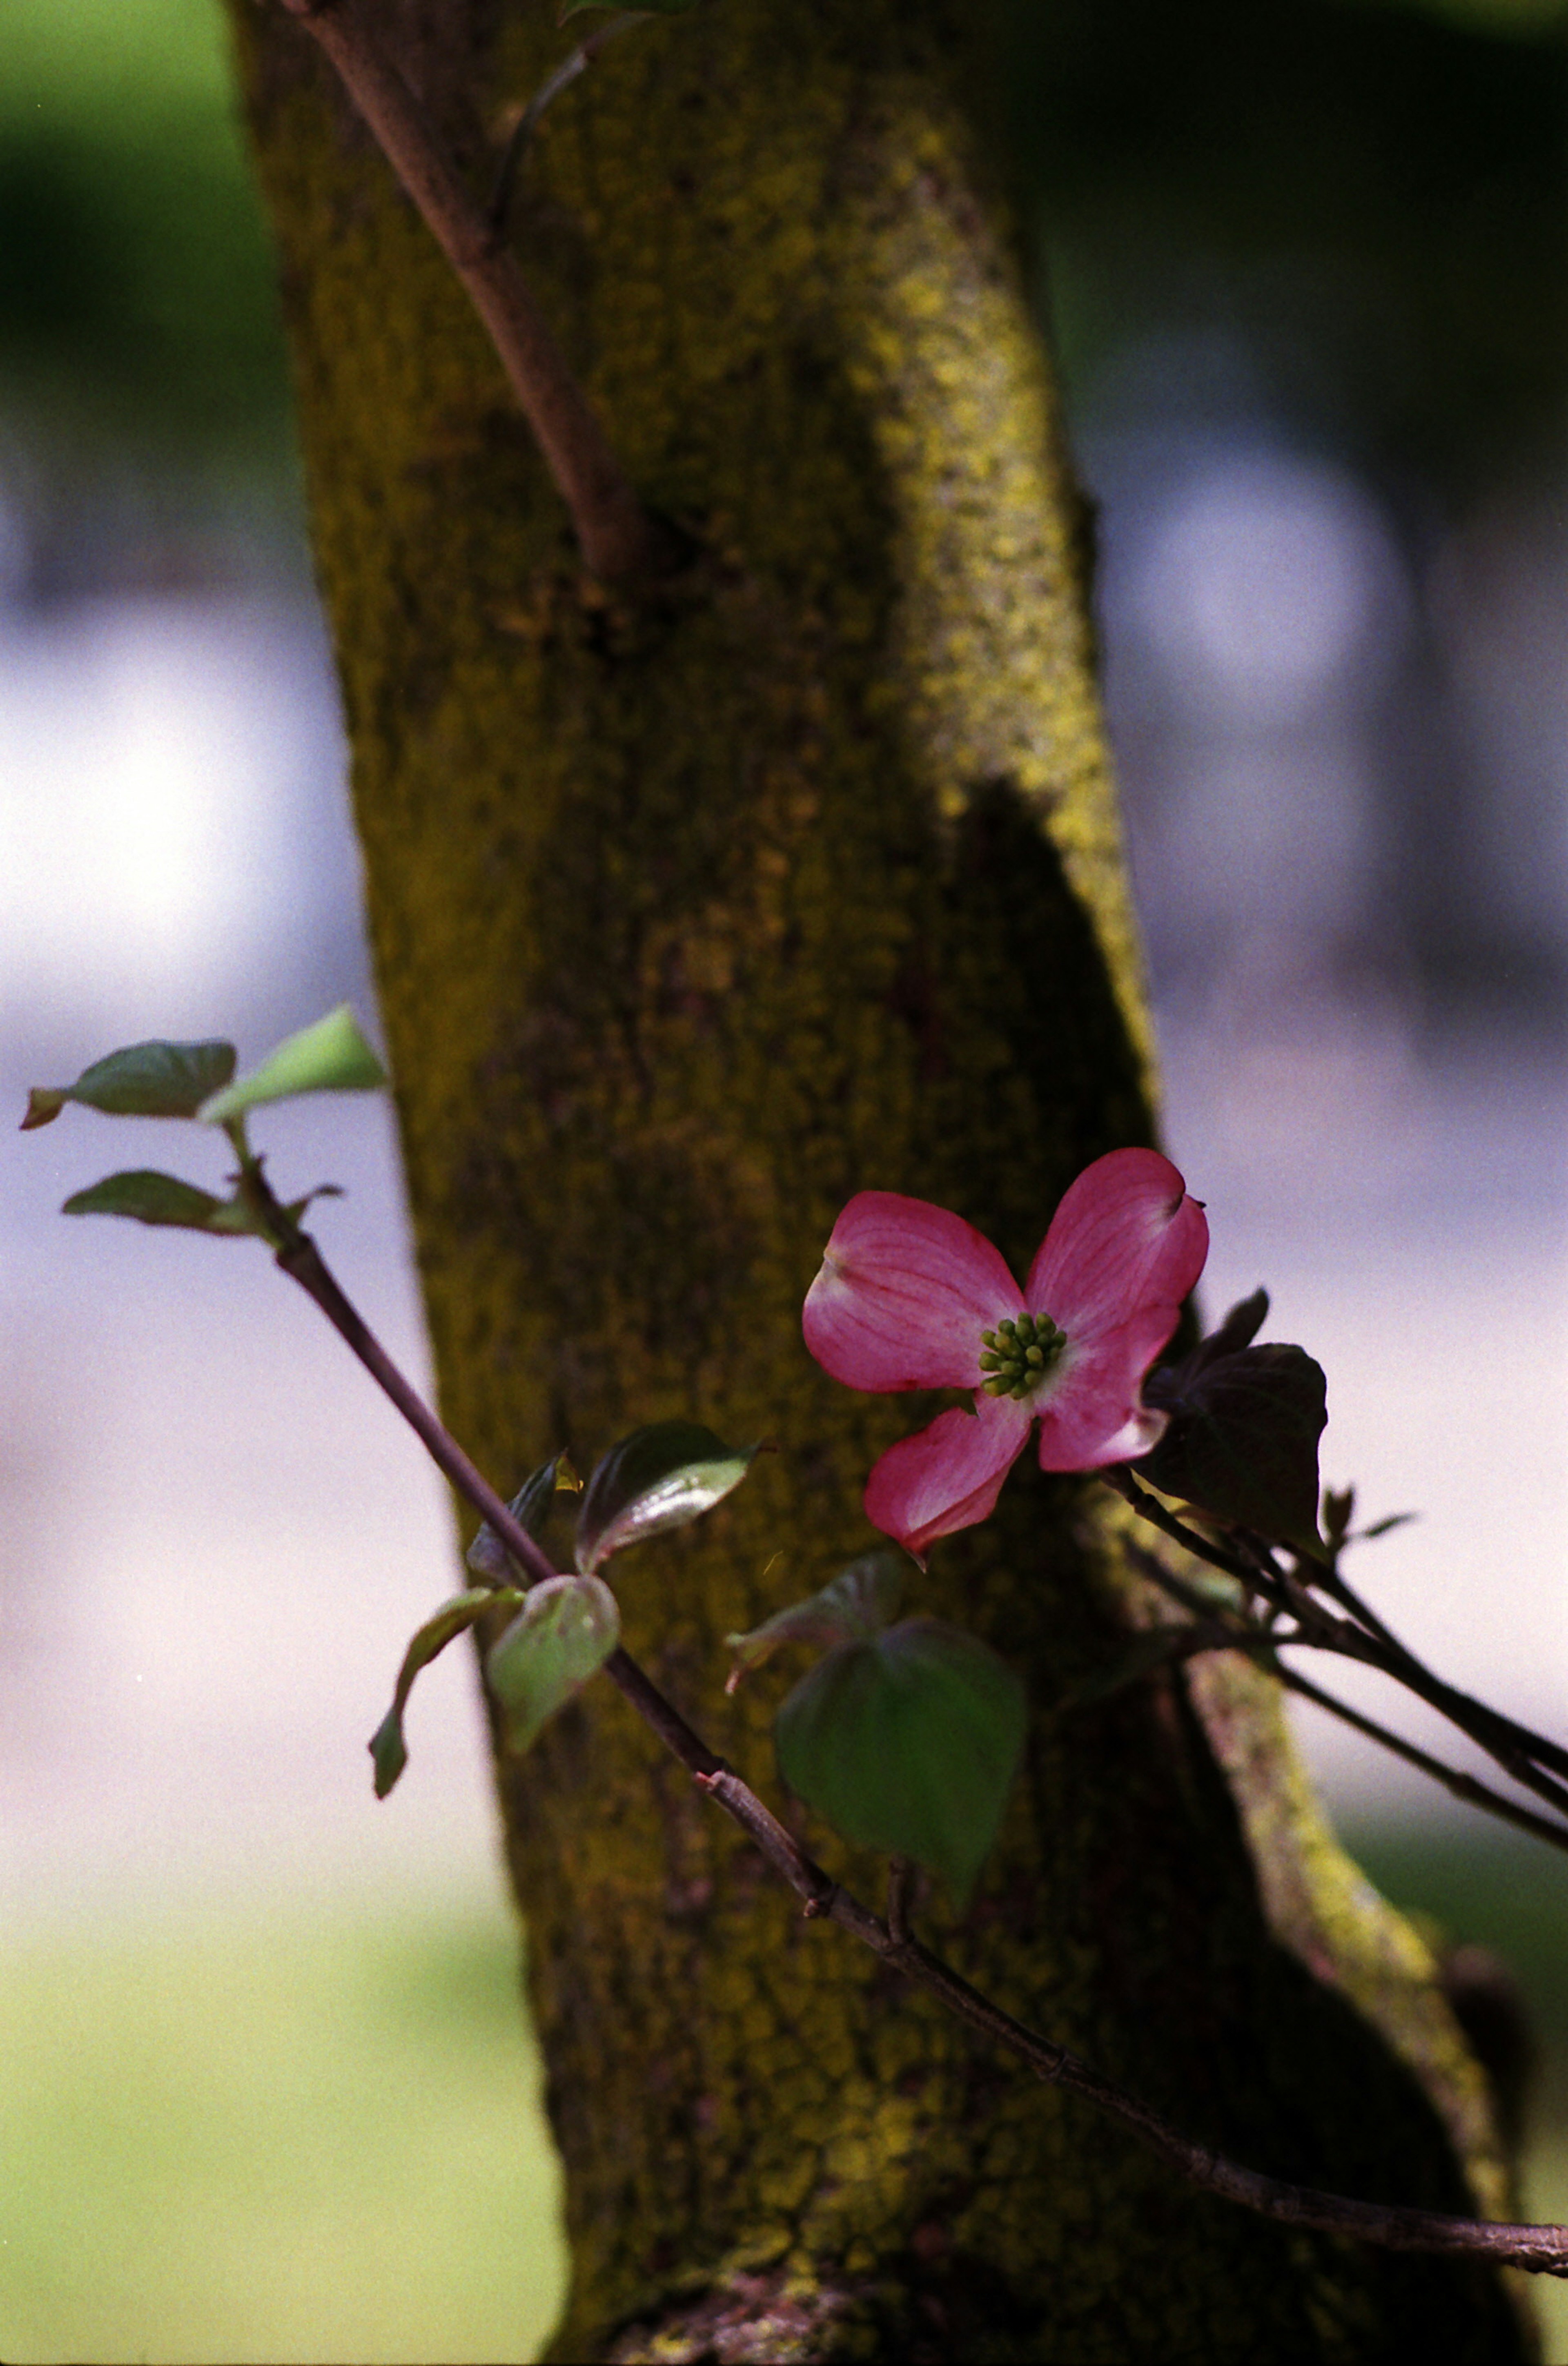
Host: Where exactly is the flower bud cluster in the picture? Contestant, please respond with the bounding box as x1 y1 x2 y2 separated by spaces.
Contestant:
979 1312 1065 1401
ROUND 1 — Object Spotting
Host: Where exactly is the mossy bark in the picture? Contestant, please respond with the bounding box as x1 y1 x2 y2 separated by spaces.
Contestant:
229 3 1528 2357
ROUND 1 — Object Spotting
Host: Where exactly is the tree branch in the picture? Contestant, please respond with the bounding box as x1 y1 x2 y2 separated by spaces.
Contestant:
1321 1559 1568 1789
885 1854 913 1946
1109 1469 1568 1822
1120 1538 1568 1854
266 1210 1568 2276
275 0 678 583
1276 1659 1568 1852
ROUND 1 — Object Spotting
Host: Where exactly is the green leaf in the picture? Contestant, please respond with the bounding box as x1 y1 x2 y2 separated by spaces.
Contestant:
724 1551 903 1692
485 1575 621 1754
198 1005 386 1123
774 1617 1027 1908
1357 1510 1417 1542
466 1453 580 1587
61 1169 266 1236
575 1420 756 1575
281 1183 346 1224
1191 1287 1271 1368
1321 1483 1356 1554
1320 1484 1417 1551
1138 1339 1329 1563
22 1038 236 1130
369 1586 519 1798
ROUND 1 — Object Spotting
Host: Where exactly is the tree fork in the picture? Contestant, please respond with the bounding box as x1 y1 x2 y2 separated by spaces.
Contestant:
228 1 1532 2354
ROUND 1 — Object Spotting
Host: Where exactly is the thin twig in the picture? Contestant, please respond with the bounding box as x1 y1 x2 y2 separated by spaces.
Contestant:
702 1761 1568 2270
1321 1561 1568 1790
885 1855 913 1947
1246 1528 1568 1795
1169 1508 1568 1798
1109 1469 1568 1822
274 0 676 583
696 1768 840 1916
1314 1559 1411 1659
274 1230 556 1589
1104 1470 1287 1596
1121 1539 1568 1854
1275 1662 1568 1853
488 11 645 237
266 1211 1568 2272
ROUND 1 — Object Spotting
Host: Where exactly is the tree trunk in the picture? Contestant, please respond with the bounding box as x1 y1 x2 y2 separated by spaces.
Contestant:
229 3 1528 2356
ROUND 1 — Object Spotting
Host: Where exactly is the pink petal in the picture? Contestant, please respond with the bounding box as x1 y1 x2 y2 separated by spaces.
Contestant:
1033 1314 1180 1471
863 1395 1033 1563
803 1191 1020 1392
1025 1148 1207 1347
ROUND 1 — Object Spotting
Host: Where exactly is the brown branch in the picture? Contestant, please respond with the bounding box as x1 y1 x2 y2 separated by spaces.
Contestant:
1121 1540 1568 1855
885 1854 913 1947
1275 1660 1568 1854
273 1228 558 1590
275 0 677 583
267 1215 1568 2275
893 1943 1568 2277
1104 1468 1285 1595
695 1768 1568 2272
1109 1470 1568 1823
1322 1560 1568 1790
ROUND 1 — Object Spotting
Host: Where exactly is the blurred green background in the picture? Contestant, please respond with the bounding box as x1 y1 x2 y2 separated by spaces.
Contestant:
3 0 1564 537
0 0 289 557
2 0 1566 2359
3 1907 565 2362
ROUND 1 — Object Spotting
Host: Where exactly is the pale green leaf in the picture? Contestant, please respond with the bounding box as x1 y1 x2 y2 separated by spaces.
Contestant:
775 1617 1026 1907
370 1585 521 1799
485 1575 621 1754
199 1005 386 1123
62 1169 265 1236
575 1420 755 1575
22 1038 236 1129
725 1551 903 1691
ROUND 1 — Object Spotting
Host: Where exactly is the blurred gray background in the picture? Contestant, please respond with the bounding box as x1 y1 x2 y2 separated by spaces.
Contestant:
1 1 1564 2359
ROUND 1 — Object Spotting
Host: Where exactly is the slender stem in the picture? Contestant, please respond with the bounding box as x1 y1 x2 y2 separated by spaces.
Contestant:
275 0 676 583
1301 1606 1568 1820
1105 1470 1286 1597
1109 1470 1568 1821
1114 1542 1568 1854
1321 1562 1568 1789
602 1644 725 1778
267 1213 1568 2271
695 1769 840 1915
1345 1650 1568 1816
1315 1560 1411 1659
489 12 645 236
1273 1661 1568 1854
885 1855 913 1947
274 1229 557 1590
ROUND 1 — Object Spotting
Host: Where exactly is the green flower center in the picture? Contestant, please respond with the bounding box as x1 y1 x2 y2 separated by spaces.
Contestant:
978 1312 1066 1400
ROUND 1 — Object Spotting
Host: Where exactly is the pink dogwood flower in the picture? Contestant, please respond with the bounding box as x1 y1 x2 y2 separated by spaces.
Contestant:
803 1148 1208 1562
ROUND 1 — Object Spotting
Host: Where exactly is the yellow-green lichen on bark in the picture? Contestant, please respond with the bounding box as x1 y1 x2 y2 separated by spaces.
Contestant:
825 90 1153 1076
1187 1649 1514 2221
227 0 1527 2355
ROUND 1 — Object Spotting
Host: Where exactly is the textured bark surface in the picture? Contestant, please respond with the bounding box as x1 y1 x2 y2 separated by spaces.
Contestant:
229 2 1529 2356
